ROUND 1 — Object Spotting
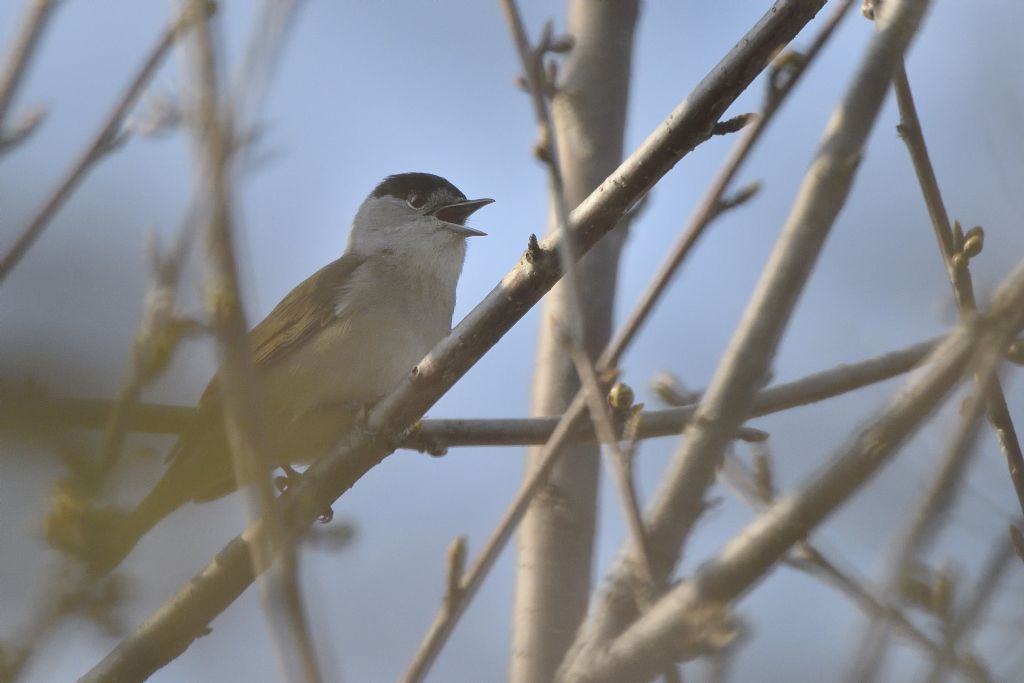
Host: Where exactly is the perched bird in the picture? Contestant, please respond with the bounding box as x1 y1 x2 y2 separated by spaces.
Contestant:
72 172 492 574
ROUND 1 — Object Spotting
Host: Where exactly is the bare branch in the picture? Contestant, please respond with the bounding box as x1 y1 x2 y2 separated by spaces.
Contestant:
720 434 993 682
890 59 1024 522
844 385 988 682
603 0 856 366
0 0 59 151
0 3 203 283
920 531 1017 683
500 1 654 657
5 334 945 451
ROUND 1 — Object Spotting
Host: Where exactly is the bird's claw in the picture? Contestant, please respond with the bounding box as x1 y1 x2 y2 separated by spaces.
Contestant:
274 465 334 523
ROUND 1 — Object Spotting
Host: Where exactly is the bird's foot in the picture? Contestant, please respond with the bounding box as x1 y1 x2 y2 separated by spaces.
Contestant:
273 465 334 523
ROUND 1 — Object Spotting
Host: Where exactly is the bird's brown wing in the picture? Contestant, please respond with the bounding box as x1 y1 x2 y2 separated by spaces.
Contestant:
169 253 365 469
248 253 365 368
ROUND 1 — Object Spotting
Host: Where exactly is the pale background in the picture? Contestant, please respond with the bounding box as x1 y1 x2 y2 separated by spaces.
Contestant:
1 1 1023 681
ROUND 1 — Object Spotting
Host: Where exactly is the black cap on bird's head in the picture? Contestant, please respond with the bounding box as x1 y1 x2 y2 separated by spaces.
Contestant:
371 172 464 203
369 172 493 236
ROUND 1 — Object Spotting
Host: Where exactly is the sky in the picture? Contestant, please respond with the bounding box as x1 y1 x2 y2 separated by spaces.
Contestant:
2 1 1024 681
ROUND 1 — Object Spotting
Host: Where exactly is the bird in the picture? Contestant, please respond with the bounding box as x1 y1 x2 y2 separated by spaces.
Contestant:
68 172 492 574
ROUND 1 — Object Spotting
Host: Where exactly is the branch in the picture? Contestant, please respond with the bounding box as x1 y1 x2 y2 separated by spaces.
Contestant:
844 381 988 682
5 335 942 447
0 2 202 283
920 530 1017 683
891 58 1024 524
556 251 1024 683
0 0 59 152
561 0 935 666
603 0 856 365
719 450 992 683
79 2 828 679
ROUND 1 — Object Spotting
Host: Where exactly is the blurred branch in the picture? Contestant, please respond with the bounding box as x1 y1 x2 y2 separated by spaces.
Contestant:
920 531 1017 683
179 2 321 683
0 565 127 683
890 59 1024 525
98 233 204 478
792 546 992 683
5 334 944 447
845 384 988 682
0 2 205 283
719 450 992 683
0 0 59 153
561 0 933 669
557 251 1024 683
77 1 827 679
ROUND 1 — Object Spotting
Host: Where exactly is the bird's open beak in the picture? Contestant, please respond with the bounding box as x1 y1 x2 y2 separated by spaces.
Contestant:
432 198 494 237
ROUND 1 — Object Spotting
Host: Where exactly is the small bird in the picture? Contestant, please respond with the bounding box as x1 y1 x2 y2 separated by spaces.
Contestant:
74 172 492 574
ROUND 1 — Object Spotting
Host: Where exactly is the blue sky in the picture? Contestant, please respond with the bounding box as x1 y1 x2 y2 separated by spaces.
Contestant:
2 1 1023 681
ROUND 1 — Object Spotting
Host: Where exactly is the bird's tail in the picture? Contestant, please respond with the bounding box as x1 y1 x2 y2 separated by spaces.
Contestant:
46 444 235 576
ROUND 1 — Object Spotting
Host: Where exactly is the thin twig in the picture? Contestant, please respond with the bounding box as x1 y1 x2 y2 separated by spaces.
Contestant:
99 229 202 476
0 0 59 150
4 335 941 448
500 0 656 596
891 60 1024 521
78 4 828 678
0 3 200 283
792 546 992 683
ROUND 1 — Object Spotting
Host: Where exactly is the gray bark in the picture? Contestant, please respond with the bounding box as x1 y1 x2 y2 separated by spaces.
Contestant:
510 2 639 681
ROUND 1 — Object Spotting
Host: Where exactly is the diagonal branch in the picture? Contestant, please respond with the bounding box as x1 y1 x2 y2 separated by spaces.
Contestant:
0 0 59 152
844 377 988 682
920 530 1017 683
719 450 992 683
78 2 828 680
0 2 202 283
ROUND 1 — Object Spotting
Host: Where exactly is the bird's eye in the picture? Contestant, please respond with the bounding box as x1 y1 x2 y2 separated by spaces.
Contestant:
407 193 426 209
